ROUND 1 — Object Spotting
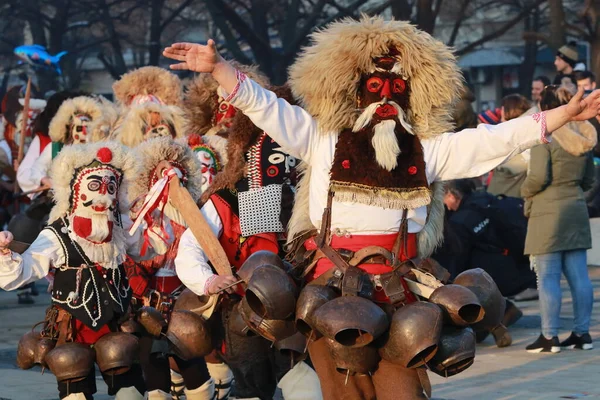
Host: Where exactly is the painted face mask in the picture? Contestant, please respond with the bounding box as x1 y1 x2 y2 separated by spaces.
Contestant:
194 146 219 192
358 71 409 119
70 114 91 144
144 112 175 141
70 151 121 243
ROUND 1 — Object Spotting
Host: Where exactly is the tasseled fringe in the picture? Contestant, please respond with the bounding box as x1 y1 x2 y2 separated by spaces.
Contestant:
330 182 432 210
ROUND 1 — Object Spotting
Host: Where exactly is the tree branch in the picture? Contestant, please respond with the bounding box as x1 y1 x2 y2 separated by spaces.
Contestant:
565 22 591 40
203 0 253 64
456 0 546 56
160 0 194 31
447 0 472 47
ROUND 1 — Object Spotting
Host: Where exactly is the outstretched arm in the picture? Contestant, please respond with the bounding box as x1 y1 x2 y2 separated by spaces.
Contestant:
163 41 318 161
0 230 62 290
425 88 600 182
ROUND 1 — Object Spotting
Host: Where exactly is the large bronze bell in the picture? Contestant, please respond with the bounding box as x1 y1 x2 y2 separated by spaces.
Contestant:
34 336 56 368
379 301 443 368
239 297 297 342
313 296 388 348
428 284 485 327
136 306 167 337
325 338 381 376
237 250 284 283
427 326 476 378
166 310 212 360
45 342 95 382
295 285 338 339
16 331 38 370
453 269 506 331
246 264 298 320
174 288 207 312
274 332 308 363
120 319 143 334
94 332 139 375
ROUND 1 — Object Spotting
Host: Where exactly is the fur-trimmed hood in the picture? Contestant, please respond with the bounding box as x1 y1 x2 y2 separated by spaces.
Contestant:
127 137 204 206
288 16 463 138
553 120 598 156
112 103 187 148
200 85 295 203
49 96 106 143
183 62 270 136
48 141 137 223
113 66 183 107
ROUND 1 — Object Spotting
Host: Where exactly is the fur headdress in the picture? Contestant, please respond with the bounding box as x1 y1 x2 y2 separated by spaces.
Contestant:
288 16 463 138
127 136 204 206
48 141 137 223
113 66 183 107
49 96 108 143
32 91 89 137
112 103 187 148
200 85 295 204
184 62 270 136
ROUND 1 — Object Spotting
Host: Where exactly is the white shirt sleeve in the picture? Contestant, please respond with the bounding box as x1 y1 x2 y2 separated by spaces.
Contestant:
423 114 547 182
16 135 42 195
27 144 52 190
222 77 319 162
175 200 223 296
0 229 64 291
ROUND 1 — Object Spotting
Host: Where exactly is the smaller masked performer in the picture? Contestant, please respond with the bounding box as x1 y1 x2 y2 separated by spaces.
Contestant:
0 142 172 400
123 137 215 400
113 101 186 147
111 66 187 148
176 85 321 400
186 133 227 193
0 85 47 188
17 91 88 197
24 95 115 193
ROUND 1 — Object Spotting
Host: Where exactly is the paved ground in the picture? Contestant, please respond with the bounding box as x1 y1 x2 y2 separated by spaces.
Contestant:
1 268 600 400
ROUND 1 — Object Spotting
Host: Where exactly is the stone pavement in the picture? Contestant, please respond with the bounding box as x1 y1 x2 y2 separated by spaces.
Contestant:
1 269 600 400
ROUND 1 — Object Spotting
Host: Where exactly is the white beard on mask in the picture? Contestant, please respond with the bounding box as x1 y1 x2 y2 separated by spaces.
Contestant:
88 212 111 242
352 101 414 172
68 203 126 269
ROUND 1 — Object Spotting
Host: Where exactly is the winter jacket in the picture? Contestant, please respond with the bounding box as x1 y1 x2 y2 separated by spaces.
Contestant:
433 191 535 297
522 121 597 255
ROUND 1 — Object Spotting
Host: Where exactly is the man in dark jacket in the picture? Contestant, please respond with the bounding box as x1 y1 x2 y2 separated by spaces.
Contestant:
436 179 537 298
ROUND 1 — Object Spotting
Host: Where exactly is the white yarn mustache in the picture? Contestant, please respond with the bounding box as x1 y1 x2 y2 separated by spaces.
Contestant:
352 100 414 134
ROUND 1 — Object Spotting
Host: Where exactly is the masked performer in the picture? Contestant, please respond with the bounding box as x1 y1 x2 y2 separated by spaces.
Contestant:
175 85 321 400
0 141 171 400
124 137 215 400
164 16 600 399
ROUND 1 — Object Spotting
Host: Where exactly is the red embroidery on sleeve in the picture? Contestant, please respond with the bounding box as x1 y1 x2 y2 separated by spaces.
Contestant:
224 70 248 103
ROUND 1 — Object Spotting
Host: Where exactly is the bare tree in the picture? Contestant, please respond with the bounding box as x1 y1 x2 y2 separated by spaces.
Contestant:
202 0 385 84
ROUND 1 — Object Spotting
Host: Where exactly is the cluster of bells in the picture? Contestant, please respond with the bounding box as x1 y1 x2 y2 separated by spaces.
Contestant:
15 250 508 383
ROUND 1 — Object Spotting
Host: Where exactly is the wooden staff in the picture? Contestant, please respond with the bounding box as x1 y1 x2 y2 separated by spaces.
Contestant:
168 174 233 276
13 79 32 214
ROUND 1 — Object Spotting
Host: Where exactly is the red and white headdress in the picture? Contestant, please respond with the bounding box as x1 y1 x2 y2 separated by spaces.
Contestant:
48 141 136 223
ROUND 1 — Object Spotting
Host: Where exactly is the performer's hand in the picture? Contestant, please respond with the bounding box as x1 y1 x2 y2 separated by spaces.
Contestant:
207 275 240 295
163 40 238 94
0 231 13 253
566 87 600 121
163 40 223 73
